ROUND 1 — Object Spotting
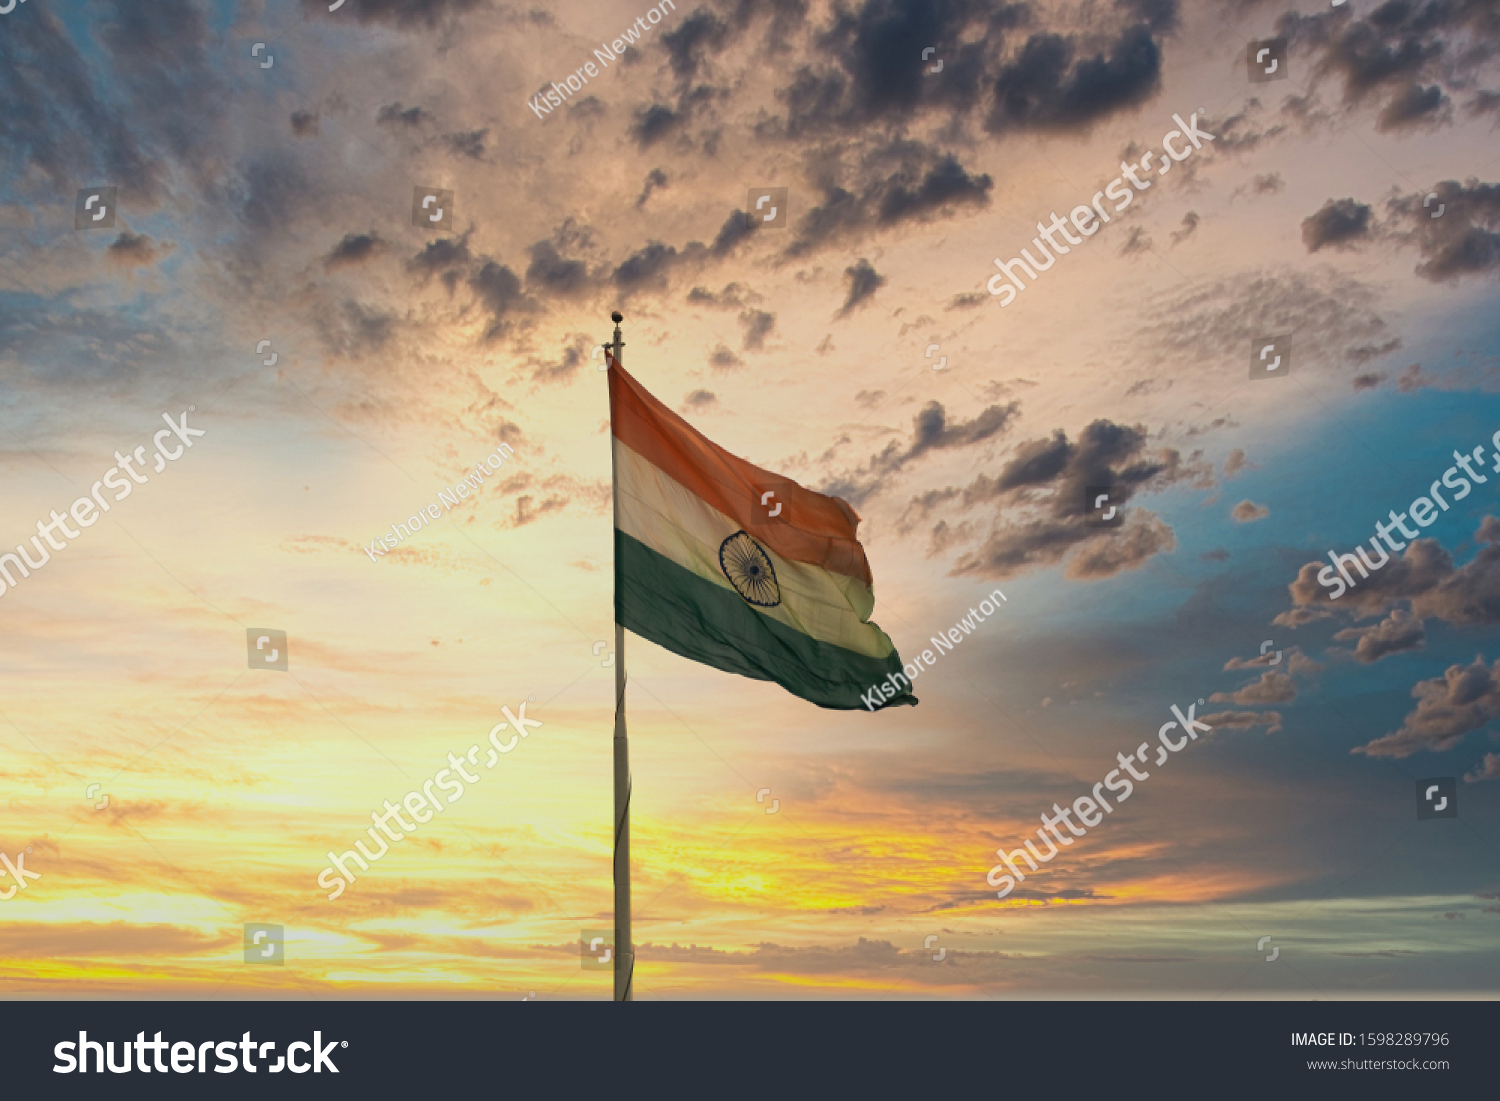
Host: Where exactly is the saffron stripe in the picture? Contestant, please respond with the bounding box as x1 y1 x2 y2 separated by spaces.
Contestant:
608 357 873 586
614 438 893 658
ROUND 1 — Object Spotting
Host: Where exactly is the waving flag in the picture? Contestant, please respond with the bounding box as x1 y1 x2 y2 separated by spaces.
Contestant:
608 353 916 710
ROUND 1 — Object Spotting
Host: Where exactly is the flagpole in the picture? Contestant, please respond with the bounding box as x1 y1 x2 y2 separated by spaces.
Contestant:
607 310 634 1002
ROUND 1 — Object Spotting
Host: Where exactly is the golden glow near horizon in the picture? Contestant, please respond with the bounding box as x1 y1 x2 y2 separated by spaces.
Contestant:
3 0 1500 999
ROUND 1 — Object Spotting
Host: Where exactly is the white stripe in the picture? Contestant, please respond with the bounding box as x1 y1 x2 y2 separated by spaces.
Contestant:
614 439 892 658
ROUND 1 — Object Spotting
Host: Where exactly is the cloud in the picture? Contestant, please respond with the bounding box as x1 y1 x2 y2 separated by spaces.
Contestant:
1302 198 1374 251
1210 671 1297 705
687 283 754 309
739 308 776 351
1355 655 1500 758
525 240 591 299
1223 646 1321 675
1119 226 1153 255
1223 449 1252 477
1377 82 1450 131
106 231 172 269
1231 499 1269 522
324 232 385 270
1169 211 1199 247
985 23 1165 135
376 102 433 128
681 389 718 412
468 261 530 342
290 109 320 137
825 399 1022 504
783 145 994 257
1466 753 1500 782
899 419 1209 583
1384 179 1500 282
1333 607 1426 663
1354 372 1386 390
837 259 885 317
408 233 473 294
441 128 488 160
708 344 744 369
1199 710 1284 733
631 103 685 147
636 168 669 208
1285 521 1500 628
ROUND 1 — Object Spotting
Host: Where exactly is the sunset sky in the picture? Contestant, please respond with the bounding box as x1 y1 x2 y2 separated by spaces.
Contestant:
2 0 1500 999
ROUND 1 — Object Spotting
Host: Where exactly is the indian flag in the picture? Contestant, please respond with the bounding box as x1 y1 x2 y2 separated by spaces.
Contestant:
608 354 916 710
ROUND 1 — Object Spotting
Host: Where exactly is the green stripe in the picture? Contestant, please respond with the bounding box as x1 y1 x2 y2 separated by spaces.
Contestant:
615 530 917 711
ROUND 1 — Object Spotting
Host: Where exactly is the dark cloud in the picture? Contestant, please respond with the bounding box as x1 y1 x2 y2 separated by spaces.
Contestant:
290 110 320 137
1169 211 1199 247
631 103 684 147
875 154 993 225
837 259 885 317
613 241 687 291
408 233 473 293
1355 655 1500 758
688 283 753 309
739 308 776 350
661 9 731 83
1301 198 1374 251
898 419 1210 582
468 261 529 341
376 103 434 128
1334 607 1426 663
1385 179 1500 282
106 231 170 269
986 23 1164 134
324 232 385 270
681 389 718 412
709 345 744 369
610 211 756 293
1353 372 1386 390
0 3 204 205
529 335 591 385
441 128 488 160
1281 0 1500 134
824 399 1022 504
636 168 669 208
786 145 994 256
525 241 591 298
1224 449 1251 477
1378 82 1449 130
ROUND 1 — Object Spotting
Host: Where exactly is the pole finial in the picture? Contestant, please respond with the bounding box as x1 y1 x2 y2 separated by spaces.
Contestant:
611 310 623 324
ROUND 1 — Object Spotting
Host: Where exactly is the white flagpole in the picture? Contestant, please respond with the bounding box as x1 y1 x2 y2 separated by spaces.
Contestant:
607 310 634 1002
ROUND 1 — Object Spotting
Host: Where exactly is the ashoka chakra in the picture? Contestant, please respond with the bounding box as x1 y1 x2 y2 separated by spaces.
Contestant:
718 531 781 607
